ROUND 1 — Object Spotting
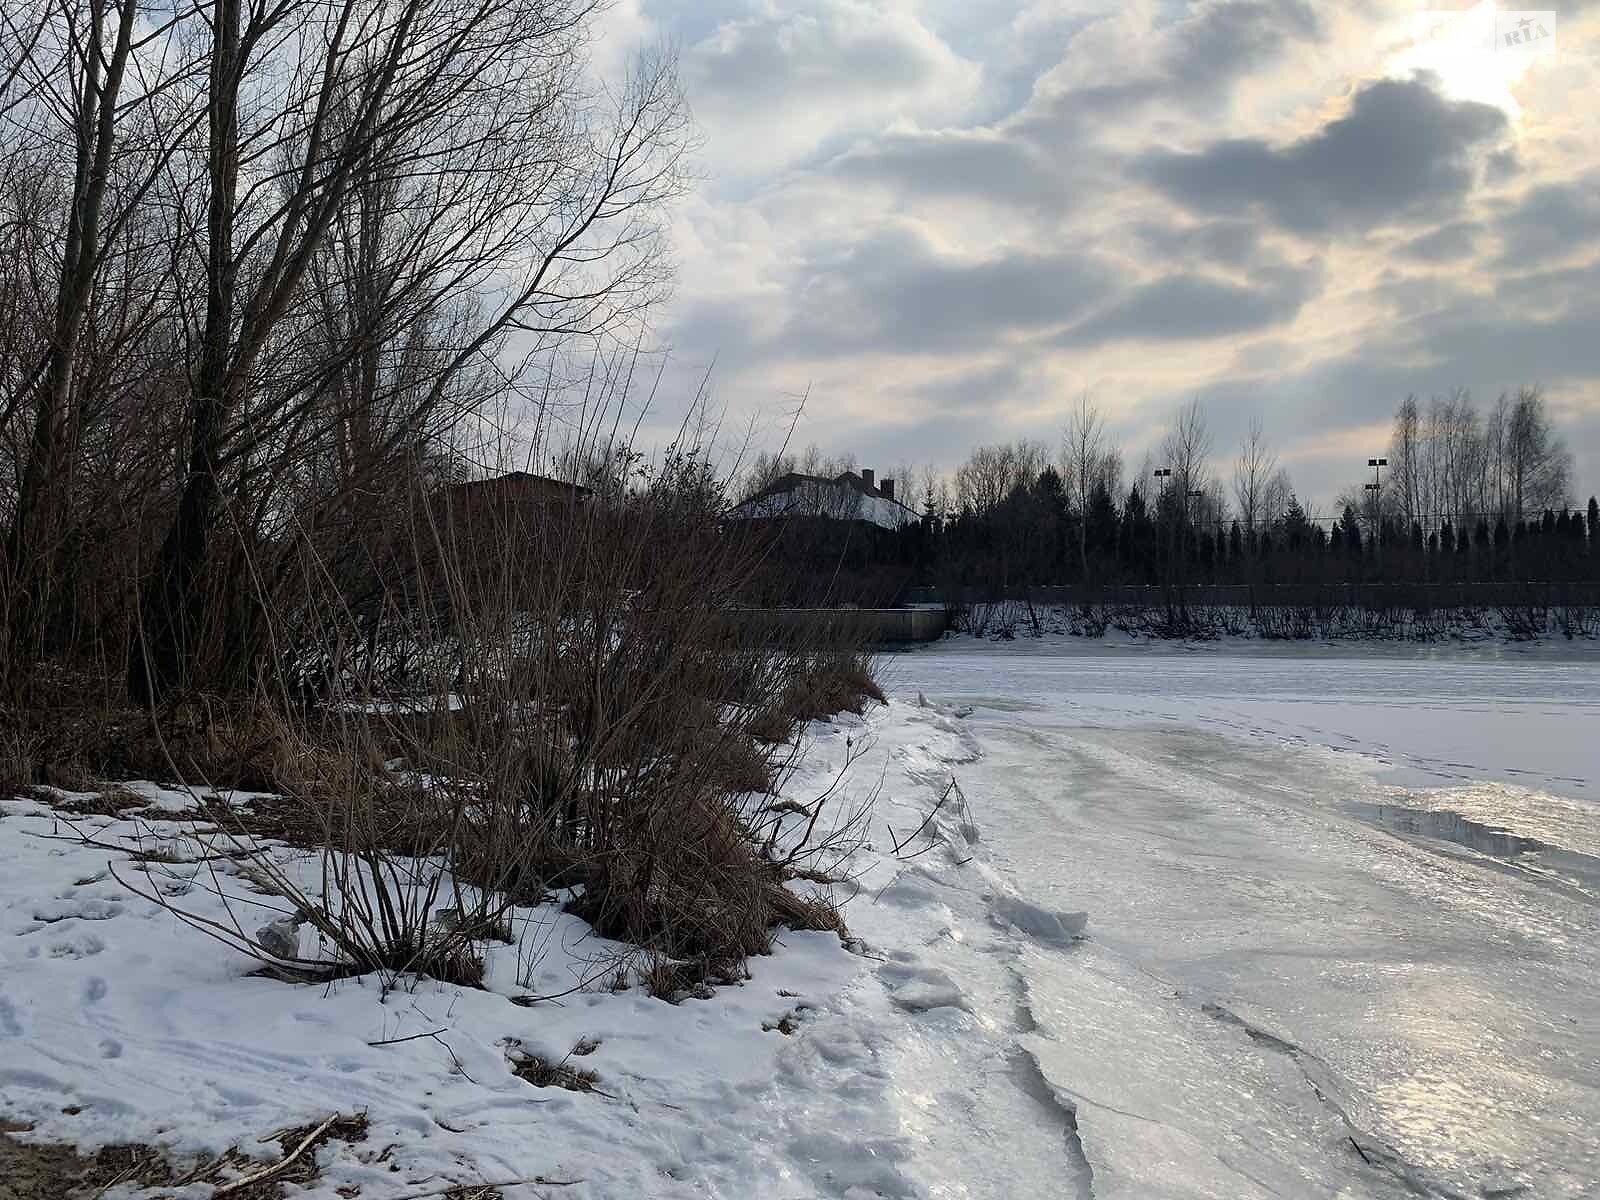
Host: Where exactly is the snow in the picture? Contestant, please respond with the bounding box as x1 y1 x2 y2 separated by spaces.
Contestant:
4 639 1598 1198
0 782 862 1197
728 481 920 531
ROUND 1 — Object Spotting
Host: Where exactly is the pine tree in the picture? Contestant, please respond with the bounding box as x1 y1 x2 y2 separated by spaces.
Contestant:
1339 505 1363 555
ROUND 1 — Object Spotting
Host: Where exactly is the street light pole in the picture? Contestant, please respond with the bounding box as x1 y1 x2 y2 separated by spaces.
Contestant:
1364 457 1387 542
1153 469 1173 602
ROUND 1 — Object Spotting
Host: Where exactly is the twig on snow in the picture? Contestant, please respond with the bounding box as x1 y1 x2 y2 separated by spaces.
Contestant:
389 1178 582 1199
212 1114 339 1197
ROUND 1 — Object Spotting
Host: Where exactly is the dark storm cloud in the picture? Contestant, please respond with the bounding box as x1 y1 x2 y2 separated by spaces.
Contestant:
1492 174 1600 267
1138 76 1510 234
1057 262 1321 346
781 226 1114 356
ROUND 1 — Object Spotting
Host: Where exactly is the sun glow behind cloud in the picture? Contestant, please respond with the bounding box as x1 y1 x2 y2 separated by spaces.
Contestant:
1386 2 1558 115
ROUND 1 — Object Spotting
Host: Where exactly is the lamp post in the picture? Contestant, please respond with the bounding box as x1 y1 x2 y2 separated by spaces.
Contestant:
1153 469 1173 598
1365 457 1387 541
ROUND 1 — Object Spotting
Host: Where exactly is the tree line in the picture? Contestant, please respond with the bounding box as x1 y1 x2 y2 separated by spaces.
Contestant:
745 389 1595 597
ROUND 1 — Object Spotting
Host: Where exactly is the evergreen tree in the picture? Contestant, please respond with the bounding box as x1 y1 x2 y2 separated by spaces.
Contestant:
1339 505 1363 556
1281 496 1313 551
1118 485 1150 579
1086 480 1119 566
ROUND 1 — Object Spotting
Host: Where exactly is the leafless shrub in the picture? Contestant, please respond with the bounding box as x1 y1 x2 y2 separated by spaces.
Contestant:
779 651 885 722
746 705 798 746
93 398 883 992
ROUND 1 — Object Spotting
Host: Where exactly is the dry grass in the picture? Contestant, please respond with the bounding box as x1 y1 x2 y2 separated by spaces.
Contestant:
506 1048 600 1093
0 1113 367 1200
745 705 796 746
779 652 885 722
706 733 776 795
0 1130 177 1200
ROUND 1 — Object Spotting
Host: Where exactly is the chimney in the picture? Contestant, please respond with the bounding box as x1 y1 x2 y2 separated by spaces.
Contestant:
860 467 875 492
881 478 895 502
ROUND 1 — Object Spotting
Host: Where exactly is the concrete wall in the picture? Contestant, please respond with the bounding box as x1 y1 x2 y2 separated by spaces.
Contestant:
722 607 947 645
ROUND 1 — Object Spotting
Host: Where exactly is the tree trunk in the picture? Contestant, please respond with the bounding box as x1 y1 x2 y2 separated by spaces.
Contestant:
4 0 134 694
129 0 239 705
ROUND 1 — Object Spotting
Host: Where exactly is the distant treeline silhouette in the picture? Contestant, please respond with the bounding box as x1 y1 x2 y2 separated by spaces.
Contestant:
740 388 1596 603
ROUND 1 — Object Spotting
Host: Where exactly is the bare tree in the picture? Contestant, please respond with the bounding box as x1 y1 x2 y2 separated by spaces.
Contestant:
1231 415 1277 550
1 0 202 688
954 441 1045 516
1162 397 1213 501
1435 388 1483 531
1505 384 1572 523
129 2 692 701
1263 468 1293 529
1062 394 1105 575
1388 395 1422 531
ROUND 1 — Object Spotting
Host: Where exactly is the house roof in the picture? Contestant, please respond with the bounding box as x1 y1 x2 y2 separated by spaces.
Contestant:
730 471 919 531
443 471 592 501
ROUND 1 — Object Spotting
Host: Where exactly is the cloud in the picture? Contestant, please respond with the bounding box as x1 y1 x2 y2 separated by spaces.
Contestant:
605 1 1599 508
1057 261 1322 346
1138 75 1510 234
824 126 1070 214
1492 173 1600 266
779 223 1114 356
681 1 980 175
1014 1 1323 140
1156 256 1600 506
1131 219 1263 267
1399 221 1483 262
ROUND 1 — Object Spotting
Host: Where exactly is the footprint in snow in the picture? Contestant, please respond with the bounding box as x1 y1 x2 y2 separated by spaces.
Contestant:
29 898 121 925
47 933 106 960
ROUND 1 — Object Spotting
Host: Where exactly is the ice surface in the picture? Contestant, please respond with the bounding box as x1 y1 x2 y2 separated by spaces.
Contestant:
884 638 1600 1199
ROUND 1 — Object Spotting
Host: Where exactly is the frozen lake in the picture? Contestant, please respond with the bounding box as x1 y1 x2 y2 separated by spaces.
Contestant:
878 639 1600 1199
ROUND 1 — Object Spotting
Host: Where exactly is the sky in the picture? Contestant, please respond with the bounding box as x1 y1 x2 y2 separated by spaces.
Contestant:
594 1 1599 517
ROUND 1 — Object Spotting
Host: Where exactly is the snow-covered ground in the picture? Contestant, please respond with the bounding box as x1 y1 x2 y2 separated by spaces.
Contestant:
3 639 1597 1198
